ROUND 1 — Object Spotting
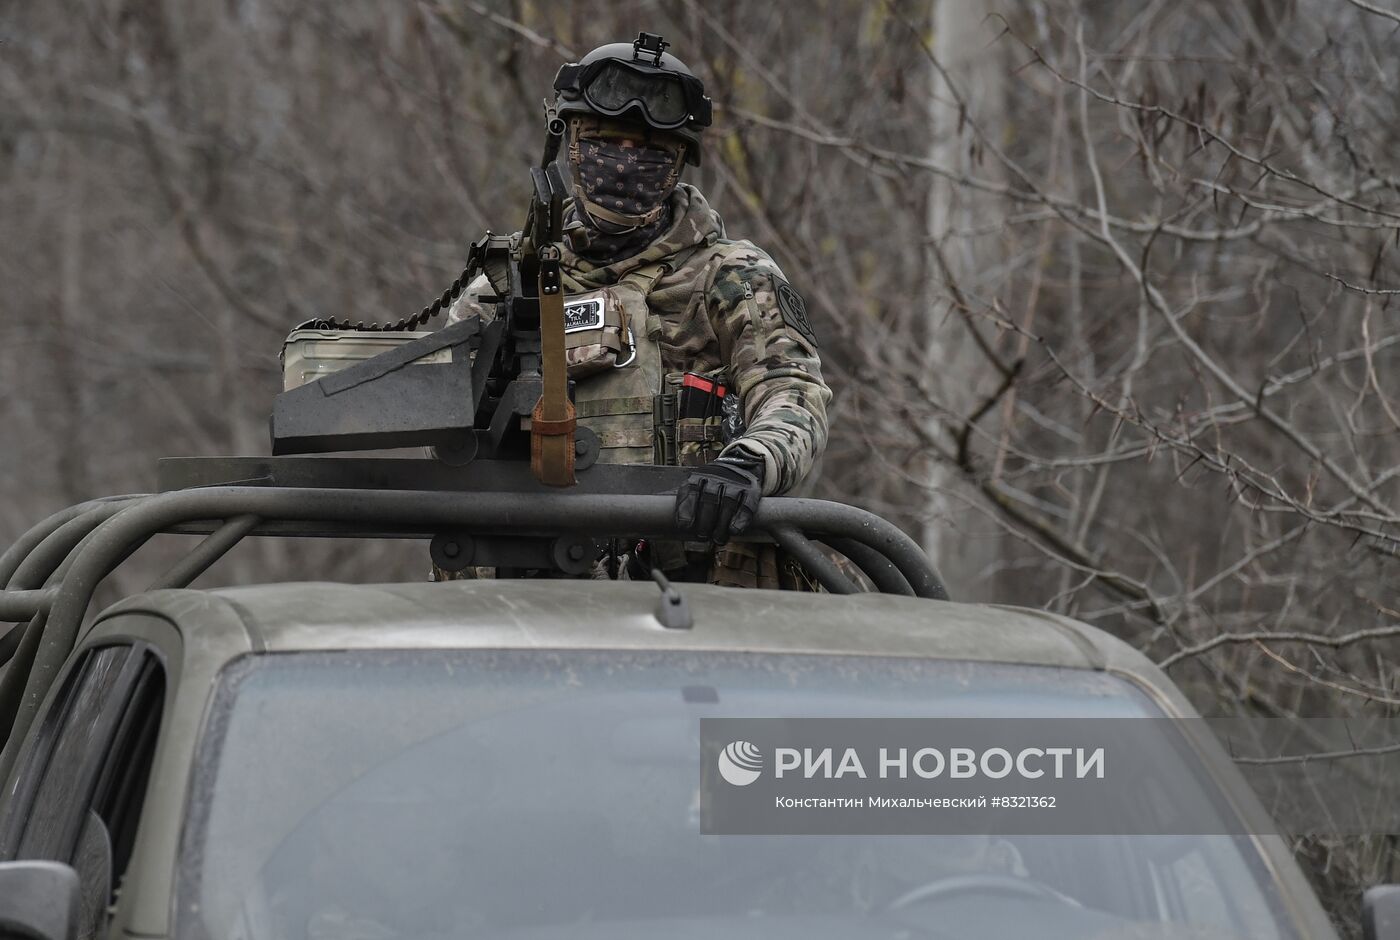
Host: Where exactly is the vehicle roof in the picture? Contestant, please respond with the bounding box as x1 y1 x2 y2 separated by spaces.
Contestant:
97 580 1343 940
101 579 1148 677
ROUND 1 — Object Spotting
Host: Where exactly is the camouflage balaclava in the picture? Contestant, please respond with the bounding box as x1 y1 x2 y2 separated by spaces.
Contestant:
565 116 687 265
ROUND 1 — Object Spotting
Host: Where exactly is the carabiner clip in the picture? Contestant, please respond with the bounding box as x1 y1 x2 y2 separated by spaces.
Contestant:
614 319 638 368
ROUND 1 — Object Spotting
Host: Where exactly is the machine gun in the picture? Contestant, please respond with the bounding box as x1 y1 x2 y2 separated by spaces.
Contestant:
270 109 590 485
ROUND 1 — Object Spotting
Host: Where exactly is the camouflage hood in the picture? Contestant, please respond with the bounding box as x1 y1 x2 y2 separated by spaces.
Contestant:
562 183 724 291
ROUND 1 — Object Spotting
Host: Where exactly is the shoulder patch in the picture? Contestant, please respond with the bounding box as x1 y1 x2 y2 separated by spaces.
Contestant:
774 277 818 349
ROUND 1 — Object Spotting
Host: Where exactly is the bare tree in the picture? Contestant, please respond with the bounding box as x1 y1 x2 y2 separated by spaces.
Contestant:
3 0 1400 928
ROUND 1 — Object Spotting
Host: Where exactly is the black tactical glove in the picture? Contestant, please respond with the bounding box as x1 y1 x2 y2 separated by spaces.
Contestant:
674 449 765 544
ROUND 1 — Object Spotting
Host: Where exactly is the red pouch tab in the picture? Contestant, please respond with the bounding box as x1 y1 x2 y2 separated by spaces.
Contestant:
681 372 726 397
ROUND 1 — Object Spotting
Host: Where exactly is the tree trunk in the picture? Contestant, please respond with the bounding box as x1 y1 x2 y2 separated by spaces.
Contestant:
922 0 1006 600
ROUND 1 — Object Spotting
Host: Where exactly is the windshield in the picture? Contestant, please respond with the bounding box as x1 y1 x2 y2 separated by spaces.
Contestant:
179 650 1296 940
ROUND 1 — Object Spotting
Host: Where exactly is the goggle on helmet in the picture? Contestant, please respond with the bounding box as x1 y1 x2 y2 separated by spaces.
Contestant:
553 32 712 166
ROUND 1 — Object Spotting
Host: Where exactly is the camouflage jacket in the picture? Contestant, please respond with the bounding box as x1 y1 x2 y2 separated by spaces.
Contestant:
456 184 831 496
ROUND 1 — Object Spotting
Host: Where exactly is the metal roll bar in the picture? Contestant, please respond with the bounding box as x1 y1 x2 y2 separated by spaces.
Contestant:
0 591 56 625
823 535 915 596
0 469 949 779
0 496 145 590
769 525 856 595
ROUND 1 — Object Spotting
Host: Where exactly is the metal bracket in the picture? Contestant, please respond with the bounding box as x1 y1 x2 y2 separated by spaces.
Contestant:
430 531 597 576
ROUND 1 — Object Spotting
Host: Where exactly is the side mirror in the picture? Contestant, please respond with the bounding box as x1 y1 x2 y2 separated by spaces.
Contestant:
1365 885 1400 940
0 861 78 940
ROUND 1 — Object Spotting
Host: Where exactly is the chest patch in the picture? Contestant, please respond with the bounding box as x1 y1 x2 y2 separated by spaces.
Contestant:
774 277 818 349
563 297 606 333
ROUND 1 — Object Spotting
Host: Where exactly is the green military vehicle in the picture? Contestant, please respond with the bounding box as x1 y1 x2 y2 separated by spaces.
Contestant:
0 158 1391 940
0 451 1387 940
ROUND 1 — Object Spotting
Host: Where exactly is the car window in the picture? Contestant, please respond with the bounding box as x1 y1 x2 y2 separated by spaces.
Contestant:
180 650 1295 940
12 644 134 859
9 644 165 940
92 656 165 886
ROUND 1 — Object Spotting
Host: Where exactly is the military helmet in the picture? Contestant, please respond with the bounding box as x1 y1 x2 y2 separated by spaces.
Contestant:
553 32 712 166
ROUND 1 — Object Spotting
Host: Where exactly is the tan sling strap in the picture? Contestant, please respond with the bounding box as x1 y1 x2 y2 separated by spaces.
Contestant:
531 248 576 485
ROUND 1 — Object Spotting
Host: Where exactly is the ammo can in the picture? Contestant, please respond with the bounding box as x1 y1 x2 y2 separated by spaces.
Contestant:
280 329 446 391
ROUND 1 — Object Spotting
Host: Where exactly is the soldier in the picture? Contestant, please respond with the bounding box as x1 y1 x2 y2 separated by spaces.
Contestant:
452 32 831 587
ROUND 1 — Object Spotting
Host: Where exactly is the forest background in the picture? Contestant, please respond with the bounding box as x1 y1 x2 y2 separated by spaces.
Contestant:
4 0 1400 930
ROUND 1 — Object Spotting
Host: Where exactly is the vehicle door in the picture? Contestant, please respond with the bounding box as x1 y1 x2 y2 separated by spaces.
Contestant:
0 641 166 940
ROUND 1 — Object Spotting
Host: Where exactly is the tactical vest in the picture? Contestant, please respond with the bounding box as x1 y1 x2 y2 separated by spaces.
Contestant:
560 262 817 590
566 262 727 468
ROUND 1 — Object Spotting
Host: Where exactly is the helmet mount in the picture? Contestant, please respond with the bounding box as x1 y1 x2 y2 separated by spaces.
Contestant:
632 32 669 66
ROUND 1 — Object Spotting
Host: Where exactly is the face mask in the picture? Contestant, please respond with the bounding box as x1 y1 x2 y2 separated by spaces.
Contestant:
565 124 685 264
573 136 681 225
